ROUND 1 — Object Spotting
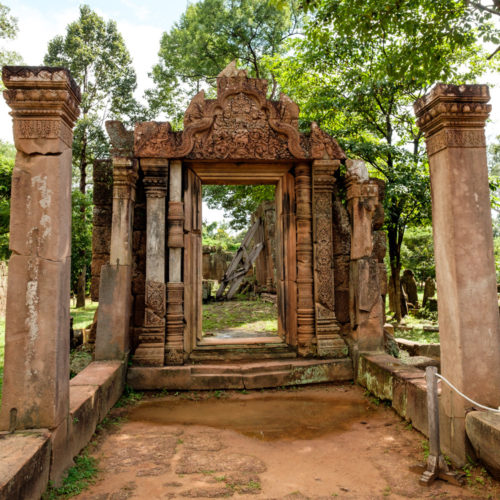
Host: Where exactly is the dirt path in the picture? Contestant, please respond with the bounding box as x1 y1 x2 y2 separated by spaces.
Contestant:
76 384 499 500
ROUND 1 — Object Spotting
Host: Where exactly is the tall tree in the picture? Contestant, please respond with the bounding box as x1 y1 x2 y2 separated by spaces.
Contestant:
149 0 301 119
0 2 22 71
0 140 15 261
44 5 148 307
271 0 498 320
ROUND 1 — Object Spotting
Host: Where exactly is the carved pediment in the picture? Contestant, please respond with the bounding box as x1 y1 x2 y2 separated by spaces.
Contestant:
134 62 345 161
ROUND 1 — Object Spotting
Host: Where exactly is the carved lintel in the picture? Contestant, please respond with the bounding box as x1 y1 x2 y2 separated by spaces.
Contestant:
3 66 81 154
165 282 184 365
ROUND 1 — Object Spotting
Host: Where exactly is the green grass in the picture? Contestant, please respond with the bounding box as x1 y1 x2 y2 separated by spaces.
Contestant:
70 300 98 330
203 299 278 334
394 327 439 344
0 316 4 406
42 453 99 499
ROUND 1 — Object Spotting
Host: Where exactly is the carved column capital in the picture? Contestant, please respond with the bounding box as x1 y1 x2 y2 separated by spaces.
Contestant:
3 66 81 154
414 84 490 158
112 157 139 201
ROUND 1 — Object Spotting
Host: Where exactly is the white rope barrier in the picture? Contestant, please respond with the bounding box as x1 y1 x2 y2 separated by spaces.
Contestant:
435 373 500 413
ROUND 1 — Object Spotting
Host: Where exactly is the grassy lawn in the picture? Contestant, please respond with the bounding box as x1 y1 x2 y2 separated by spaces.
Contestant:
0 317 4 406
203 299 278 334
71 300 98 330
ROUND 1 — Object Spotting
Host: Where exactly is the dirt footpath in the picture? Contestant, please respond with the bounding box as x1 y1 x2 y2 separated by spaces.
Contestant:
76 384 499 500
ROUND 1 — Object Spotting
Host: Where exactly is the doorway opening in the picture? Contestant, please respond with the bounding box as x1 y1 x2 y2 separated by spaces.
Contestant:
200 183 281 346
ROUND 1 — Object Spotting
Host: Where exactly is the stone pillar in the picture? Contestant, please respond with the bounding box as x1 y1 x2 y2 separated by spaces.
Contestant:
346 160 384 352
166 160 184 365
133 159 168 366
312 160 348 357
0 66 80 430
414 84 500 465
295 162 315 355
95 155 138 360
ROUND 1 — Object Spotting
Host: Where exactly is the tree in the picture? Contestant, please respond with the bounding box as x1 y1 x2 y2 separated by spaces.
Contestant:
271 0 498 320
0 140 15 261
44 5 149 307
149 0 301 119
203 185 275 231
0 3 22 72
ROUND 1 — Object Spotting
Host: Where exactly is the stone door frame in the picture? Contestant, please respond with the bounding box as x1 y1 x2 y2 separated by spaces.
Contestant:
184 161 297 353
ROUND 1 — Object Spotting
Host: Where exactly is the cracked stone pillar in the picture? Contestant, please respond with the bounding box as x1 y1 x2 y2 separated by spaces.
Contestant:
414 84 500 465
95 122 138 361
0 66 80 430
134 159 168 366
166 160 184 365
346 160 384 352
312 160 348 357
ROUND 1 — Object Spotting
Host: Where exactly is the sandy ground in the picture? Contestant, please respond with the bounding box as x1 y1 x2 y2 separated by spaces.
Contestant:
75 384 499 500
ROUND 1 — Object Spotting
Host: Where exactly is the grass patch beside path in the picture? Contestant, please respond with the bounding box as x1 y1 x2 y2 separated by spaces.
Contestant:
203 299 278 334
0 317 4 406
395 328 439 344
71 300 98 330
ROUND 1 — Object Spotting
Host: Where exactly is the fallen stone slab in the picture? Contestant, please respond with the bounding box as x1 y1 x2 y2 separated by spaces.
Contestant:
465 411 500 479
399 355 440 370
396 338 440 359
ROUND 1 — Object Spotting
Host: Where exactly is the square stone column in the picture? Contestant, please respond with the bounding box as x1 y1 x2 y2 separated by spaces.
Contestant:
0 66 80 430
95 151 138 361
133 159 168 366
414 84 500 465
346 160 384 352
312 160 348 357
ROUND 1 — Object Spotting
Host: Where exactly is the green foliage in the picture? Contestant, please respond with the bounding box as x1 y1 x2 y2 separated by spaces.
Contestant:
0 316 4 405
0 141 15 261
271 0 497 320
0 3 22 75
114 385 143 408
203 184 275 231
149 0 301 117
70 301 98 329
43 453 98 499
202 220 244 251
71 190 92 292
400 226 435 282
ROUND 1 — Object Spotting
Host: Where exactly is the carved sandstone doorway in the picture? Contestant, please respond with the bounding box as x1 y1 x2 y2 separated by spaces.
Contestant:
184 162 297 360
101 61 385 373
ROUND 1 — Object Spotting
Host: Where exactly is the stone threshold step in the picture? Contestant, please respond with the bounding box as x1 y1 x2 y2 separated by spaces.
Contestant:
127 358 354 390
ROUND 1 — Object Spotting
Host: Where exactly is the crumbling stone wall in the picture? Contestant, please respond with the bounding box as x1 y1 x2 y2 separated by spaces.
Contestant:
253 200 277 291
202 246 233 281
91 160 113 301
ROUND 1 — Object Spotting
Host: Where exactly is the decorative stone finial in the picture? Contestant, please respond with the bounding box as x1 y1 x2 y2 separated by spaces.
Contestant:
217 60 247 78
106 120 134 157
346 159 369 182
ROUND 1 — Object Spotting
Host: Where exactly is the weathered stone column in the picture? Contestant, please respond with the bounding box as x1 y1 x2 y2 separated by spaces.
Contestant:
0 66 80 430
346 160 384 352
95 125 138 361
312 160 348 357
134 159 168 366
295 162 315 355
414 84 500 465
166 159 184 365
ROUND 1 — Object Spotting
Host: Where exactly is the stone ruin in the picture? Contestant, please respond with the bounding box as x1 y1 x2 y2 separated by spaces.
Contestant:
88 62 387 366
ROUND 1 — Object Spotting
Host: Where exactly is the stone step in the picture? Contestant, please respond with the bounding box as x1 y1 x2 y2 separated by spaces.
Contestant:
127 358 354 390
189 344 297 363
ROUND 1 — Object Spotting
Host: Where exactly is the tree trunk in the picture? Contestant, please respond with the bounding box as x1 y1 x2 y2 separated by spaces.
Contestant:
387 224 403 322
76 130 88 308
76 265 86 308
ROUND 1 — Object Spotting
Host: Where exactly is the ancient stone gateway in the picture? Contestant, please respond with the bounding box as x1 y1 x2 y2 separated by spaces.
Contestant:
93 63 386 384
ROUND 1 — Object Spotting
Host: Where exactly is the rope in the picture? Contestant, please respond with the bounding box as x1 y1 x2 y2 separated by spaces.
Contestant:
435 373 500 413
